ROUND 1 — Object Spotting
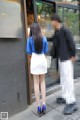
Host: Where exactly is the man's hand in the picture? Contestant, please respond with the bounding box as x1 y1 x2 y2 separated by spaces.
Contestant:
70 56 76 62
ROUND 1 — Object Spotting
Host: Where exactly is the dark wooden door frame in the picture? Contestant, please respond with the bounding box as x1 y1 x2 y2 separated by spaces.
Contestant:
22 0 57 105
21 0 33 104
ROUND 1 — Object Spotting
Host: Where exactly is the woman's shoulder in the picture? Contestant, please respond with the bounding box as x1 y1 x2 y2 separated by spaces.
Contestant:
27 37 33 44
27 36 33 41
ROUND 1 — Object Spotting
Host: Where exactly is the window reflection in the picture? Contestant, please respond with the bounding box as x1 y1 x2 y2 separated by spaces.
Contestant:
36 2 54 37
36 1 59 87
58 6 79 38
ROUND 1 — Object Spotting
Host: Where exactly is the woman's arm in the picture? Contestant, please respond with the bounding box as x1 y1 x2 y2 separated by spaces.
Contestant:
26 38 32 55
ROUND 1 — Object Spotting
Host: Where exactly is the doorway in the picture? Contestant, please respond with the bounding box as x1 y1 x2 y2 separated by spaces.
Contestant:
26 0 59 104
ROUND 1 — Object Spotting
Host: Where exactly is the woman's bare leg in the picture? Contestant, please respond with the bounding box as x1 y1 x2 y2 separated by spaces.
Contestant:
39 74 46 105
33 75 40 106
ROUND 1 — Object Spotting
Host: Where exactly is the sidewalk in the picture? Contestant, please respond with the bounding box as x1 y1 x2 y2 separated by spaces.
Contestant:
9 80 80 120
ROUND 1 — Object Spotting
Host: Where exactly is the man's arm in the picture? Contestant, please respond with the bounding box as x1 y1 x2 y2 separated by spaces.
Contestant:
65 29 76 61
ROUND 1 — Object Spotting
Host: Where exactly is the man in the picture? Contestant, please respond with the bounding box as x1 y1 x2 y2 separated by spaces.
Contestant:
51 13 77 115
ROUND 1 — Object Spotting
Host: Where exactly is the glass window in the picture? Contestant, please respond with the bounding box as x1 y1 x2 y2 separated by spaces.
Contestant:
58 6 79 41
36 1 59 88
64 9 79 36
36 1 55 38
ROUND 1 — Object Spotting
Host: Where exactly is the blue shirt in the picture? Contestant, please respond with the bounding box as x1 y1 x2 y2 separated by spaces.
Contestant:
26 36 48 55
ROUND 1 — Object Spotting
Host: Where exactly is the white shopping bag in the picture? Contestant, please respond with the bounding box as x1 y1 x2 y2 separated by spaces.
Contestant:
46 56 52 68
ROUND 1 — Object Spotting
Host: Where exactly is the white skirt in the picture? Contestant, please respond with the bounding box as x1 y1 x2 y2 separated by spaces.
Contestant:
30 53 47 75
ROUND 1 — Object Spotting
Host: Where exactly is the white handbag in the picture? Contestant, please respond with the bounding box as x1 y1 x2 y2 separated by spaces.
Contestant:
46 56 52 68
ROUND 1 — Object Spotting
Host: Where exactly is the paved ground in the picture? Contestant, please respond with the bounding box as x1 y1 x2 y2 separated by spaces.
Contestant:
9 80 80 120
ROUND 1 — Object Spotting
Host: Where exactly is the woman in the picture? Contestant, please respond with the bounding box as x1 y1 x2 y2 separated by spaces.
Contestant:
26 23 48 116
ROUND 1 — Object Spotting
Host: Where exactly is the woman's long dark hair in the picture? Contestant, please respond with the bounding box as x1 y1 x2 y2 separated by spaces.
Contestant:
29 23 43 54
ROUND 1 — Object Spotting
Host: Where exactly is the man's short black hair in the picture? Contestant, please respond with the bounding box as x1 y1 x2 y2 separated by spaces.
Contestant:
51 13 62 23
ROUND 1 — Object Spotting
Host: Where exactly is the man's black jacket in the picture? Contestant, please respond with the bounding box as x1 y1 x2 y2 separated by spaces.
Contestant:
48 26 76 62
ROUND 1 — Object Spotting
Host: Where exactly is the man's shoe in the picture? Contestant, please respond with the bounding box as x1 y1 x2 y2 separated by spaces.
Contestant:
37 106 42 117
42 104 46 114
56 97 66 104
63 103 78 115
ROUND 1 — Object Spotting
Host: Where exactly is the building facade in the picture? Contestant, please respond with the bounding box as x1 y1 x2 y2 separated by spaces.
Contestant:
0 0 79 117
